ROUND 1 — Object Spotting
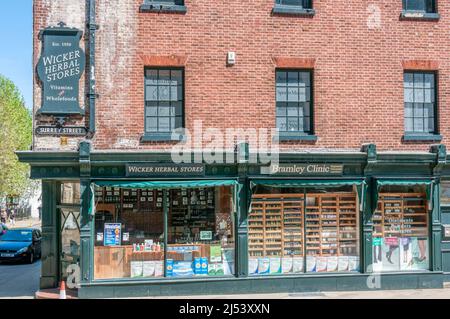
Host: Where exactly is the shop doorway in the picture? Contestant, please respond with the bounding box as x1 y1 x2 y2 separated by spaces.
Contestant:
59 208 81 282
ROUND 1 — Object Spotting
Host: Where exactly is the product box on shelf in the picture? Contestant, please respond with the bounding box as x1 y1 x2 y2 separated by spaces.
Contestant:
293 257 304 273
269 258 282 274
249 258 258 275
131 261 144 278
282 257 293 274
258 258 270 275
166 259 174 277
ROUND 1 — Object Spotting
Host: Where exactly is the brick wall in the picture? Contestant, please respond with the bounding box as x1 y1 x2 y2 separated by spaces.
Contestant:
33 0 449 152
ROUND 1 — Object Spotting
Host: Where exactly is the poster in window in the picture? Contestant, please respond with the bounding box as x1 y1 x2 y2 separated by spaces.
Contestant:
104 223 122 246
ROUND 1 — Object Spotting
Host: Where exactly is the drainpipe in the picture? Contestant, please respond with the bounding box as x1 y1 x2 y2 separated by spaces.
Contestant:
86 0 98 137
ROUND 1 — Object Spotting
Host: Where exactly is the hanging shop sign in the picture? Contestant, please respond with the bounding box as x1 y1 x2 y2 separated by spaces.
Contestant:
35 126 88 136
36 24 86 116
262 164 344 176
126 163 206 177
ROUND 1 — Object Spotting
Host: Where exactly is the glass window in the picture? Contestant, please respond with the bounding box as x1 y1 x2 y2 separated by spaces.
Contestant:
403 0 436 13
372 185 430 272
60 183 81 205
144 0 184 5
275 0 313 9
404 72 437 134
440 181 450 207
276 70 313 134
145 68 184 134
93 186 235 280
248 186 360 275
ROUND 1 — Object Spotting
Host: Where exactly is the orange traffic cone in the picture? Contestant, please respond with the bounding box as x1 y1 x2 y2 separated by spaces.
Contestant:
59 281 67 300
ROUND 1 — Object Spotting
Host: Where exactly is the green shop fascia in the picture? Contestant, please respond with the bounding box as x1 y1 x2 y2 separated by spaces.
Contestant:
17 142 450 298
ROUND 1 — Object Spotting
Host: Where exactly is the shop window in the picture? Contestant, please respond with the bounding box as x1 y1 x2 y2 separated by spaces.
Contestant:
93 186 235 280
404 72 437 135
275 0 313 8
403 0 436 13
145 68 184 135
60 182 81 205
276 70 313 135
248 186 360 275
441 181 450 207
372 186 430 272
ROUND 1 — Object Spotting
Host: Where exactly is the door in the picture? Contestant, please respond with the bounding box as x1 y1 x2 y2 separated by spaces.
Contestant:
60 208 81 281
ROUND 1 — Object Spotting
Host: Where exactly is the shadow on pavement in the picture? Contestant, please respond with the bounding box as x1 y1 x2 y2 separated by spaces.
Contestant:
0 260 41 298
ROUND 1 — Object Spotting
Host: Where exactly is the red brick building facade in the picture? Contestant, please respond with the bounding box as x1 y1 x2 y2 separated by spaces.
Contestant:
23 1 450 298
33 0 449 152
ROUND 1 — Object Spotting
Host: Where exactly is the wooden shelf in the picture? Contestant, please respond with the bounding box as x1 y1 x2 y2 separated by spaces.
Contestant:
375 192 429 239
249 192 359 258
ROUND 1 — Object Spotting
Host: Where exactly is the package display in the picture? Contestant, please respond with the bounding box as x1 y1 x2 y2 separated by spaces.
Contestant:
372 192 429 272
94 186 236 280
249 191 360 275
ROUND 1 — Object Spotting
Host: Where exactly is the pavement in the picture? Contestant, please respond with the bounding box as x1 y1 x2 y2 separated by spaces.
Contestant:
0 261 41 299
145 288 450 299
8 218 41 230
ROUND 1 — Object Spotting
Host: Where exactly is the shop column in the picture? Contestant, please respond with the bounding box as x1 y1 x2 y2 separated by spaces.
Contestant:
79 141 93 283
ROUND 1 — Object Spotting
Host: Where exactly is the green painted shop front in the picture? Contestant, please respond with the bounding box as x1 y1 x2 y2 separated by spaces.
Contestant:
17 142 450 298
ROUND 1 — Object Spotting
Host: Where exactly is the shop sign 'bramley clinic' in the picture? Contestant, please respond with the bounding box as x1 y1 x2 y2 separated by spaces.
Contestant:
37 24 86 116
263 164 344 176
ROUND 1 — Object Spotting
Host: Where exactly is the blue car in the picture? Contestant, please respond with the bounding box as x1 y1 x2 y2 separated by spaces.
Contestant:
0 228 42 264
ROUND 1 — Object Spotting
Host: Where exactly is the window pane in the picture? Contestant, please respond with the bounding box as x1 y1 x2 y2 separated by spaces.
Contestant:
404 73 414 88
277 118 287 131
405 117 414 132
424 103 434 117
303 102 311 117
303 117 311 132
424 74 435 88
171 86 179 101
415 89 424 103
277 106 287 116
414 73 425 88
276 87 287 102
146 70 158 84
288 118 299 132
404 88 414 103
414 103 424 117
146 86 158 101
287 87 299 102
287 106 298 117
414 117 424 132
171 70 183 85
427 117 435 132
299 72 310 87
373 187 430 272
146 118 158 132
424 89 433 103
147 106 158 117
405 103 413 117
159 106 170 117
405 0 426 11
276 72 287 86
299 87 307 102
159 118 170 132
175 116 183 129
167 187 236 278
158 70 171 85
287 72 298 86
158 86 170 101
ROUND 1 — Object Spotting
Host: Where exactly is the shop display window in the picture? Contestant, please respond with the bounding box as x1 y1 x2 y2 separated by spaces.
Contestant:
93 186 235 280
248 186 360 275
440 181 450 207
372 185 430 272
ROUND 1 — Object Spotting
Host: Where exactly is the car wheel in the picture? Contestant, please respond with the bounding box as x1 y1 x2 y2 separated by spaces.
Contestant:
28 252 34 264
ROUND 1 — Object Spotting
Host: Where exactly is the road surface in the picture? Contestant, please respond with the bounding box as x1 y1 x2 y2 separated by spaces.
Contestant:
0 260 41 299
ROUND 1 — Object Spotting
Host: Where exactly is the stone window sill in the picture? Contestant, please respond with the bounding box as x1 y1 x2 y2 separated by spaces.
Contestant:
141 133 186 142
402 134 442 142
272 5 315 16
400 11 440 21
276 133 318 142
140 4 187 14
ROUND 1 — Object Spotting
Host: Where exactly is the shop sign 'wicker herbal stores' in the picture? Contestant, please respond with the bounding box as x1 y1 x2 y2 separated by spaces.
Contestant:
18 0 450 298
